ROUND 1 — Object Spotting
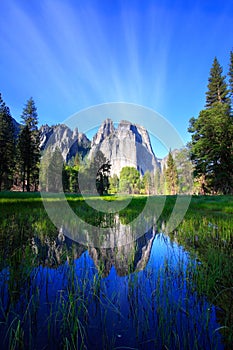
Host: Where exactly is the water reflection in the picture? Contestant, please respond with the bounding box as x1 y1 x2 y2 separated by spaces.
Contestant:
0 212 225 349
30 224 156 277
41 196 160 247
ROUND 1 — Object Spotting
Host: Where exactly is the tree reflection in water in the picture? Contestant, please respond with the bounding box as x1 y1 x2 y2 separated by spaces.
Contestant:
0 213 225 349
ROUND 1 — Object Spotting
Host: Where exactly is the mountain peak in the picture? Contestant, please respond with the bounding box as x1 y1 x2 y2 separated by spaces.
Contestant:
89 119 160 176
92 118 115 146
40 124 90 162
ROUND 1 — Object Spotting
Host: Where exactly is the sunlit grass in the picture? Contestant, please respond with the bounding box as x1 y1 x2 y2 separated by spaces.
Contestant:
1 191 232 216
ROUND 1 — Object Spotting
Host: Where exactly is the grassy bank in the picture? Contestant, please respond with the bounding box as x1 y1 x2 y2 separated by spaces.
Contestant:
1 191 232 212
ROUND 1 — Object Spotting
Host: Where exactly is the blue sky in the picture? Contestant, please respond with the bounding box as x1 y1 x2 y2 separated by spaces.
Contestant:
1 0 233 157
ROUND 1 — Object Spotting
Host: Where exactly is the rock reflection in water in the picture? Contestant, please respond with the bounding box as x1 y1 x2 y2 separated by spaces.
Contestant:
31 221 156 277
0 215 225 349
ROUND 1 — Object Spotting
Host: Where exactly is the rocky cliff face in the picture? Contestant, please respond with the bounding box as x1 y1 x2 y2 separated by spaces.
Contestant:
39 119 162 175
40 124 91 162
89 119 160 176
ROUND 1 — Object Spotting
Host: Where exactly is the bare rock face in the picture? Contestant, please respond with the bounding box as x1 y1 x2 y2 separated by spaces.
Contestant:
89 119 160 176
39 119 161 176
40 124 91 162
39 124 54 149
88 226 156 277
91 118 115 145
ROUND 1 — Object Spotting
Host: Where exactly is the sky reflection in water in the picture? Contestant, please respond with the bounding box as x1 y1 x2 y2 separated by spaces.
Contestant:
6 229 223 349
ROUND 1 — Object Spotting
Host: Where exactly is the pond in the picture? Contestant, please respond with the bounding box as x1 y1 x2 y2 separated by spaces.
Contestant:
1 197 230 350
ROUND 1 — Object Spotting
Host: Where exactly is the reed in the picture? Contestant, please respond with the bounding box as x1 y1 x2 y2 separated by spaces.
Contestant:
0 192 232 348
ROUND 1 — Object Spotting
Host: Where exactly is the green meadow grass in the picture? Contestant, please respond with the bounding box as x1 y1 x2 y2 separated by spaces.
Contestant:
1 191 232 213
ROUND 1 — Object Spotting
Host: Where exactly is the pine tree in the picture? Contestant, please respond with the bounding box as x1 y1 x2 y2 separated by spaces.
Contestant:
142 171 152 195
175 147 193 194
17 98 40 191
63 165 80 193
47 147 64 192
205 57 230 108
161 165 166 194
92 151 111 195
189 56 233 194
80 151 111 195
228 50 233 103
189 103 233 194
165 151 178 195
0 94 15 190
17 125 32 192
154 169 161 195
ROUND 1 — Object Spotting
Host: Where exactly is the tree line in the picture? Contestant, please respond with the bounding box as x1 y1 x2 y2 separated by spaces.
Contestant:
0 96 40 191
0 50 232 194
40 147 112 196
39 146 192 196
108 148 192 195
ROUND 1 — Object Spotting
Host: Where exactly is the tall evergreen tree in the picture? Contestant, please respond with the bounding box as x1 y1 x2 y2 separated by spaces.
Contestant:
189 103 233 194
79 151 111 195
165 151 178 195
142 171 152 195
228 50 233 103
92 151 111 195
47 147 64 192
63 165 80 193
205 57 230 108
17 98 40 191
0 94 15 190
175 147 193 194
154 169 161 195
189 56 233 194
160 165 166 195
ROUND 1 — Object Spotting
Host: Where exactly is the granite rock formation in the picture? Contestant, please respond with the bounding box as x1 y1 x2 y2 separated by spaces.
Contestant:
89 119 160 176
39 124 91 162
39 119 162 175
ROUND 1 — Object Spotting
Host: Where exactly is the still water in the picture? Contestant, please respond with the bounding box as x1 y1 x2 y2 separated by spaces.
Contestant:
0 223 224 349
